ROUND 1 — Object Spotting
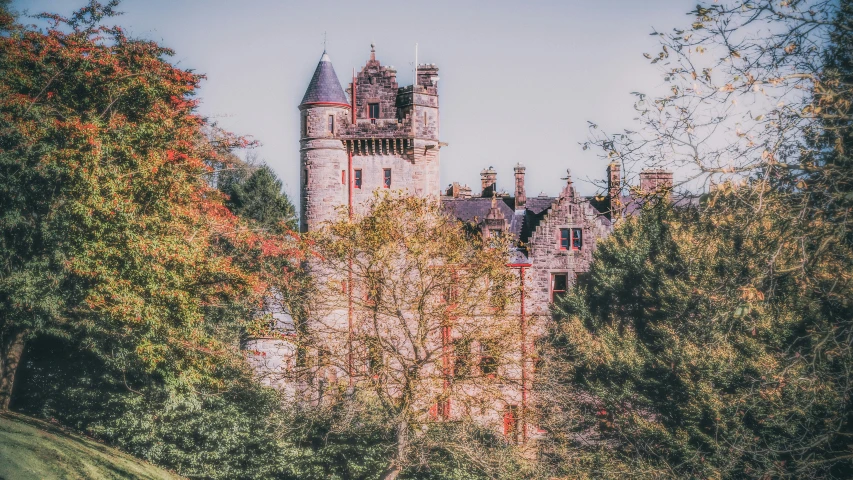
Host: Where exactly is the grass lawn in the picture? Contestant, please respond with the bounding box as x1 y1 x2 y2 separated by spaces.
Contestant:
0 411 183 480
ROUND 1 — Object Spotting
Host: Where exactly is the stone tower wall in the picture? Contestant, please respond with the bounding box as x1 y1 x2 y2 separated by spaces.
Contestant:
300 104 350 232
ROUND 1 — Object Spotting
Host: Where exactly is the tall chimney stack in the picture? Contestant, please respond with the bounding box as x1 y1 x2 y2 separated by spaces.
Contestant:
607 162 621 220
480 166 497 197
639 169 673 195
513 163 526 211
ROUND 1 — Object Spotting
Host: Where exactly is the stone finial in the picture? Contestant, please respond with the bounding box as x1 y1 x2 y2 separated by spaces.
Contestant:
370 42 376 62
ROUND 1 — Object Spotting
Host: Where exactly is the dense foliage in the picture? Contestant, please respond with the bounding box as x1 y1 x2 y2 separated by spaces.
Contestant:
539 193 853 478
0 2 301 478
539 1 853 478
219 160 297 233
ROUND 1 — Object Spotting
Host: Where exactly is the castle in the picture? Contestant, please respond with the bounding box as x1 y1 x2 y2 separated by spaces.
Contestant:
244 46 674 443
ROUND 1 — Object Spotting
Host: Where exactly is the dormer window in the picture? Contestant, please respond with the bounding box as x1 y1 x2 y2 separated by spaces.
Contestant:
368 103 379 123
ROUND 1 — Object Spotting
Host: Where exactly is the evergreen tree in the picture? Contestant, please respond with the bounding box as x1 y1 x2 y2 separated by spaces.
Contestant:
221 164 297 233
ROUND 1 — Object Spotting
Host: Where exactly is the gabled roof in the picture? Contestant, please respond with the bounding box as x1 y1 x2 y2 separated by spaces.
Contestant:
300 52 350 107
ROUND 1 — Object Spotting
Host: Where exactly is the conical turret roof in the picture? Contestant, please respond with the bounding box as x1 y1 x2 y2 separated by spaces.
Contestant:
300 52 350 107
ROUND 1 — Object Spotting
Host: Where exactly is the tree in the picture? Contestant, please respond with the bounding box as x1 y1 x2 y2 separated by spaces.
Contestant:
300 193 530 480
538 1 853 477
0 1 275 408
218 159 297 234
537 193 853 478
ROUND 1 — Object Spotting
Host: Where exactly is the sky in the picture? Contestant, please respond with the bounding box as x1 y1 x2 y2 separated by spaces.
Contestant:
13 0 697 201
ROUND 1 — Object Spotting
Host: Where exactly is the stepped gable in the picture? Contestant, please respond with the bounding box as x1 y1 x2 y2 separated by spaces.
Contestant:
300 52 350 107
442 188 611 245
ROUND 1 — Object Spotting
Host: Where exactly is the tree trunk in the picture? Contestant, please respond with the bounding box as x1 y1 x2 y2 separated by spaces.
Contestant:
380 420 408 480
0 328 26 411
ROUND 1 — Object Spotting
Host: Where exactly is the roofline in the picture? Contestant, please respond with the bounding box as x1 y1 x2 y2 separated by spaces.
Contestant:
299 101 352 110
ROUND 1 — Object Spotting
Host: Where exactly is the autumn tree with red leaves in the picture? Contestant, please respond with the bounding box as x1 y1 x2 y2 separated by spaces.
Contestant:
0 1 295 409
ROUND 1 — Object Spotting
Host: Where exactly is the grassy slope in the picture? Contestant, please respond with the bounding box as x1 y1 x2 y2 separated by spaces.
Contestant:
0 411 183 480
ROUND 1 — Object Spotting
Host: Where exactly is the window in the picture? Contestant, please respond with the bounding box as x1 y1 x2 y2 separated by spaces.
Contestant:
328 115 334 134
354 169 362 189
454 340 471 379
430 400 451 421
383 169 391 188
368 103 379 123
301 114 307 137
572 228 583 250
551 273 568 303
423 111 427 125
341 170 346 184
559 228 570 250
503 406 519 442
480 343 498 379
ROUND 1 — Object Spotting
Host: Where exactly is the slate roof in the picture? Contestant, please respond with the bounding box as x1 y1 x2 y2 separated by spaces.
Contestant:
442 195 612 245
301 52 350 107
442 197 524 238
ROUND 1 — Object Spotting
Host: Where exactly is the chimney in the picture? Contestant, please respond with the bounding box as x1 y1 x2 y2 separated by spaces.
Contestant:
607 162 621 220
458 184 472 199
513 163 526 211
446 182 460 198
480 167 497 197
639 169 673 195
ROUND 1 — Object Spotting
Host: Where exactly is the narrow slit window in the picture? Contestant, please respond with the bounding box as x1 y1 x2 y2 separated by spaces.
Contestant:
354 169 362 189
301 114 307 137
328 115 335 134
341 170 346 184
551 273 568 303
383 169 391 188
559 228 570 250
572 228 583 250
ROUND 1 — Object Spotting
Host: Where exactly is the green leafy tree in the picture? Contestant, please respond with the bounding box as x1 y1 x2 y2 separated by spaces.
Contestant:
219 161 297 233
537 193 853 478
539 1 853 477
0 0 276 408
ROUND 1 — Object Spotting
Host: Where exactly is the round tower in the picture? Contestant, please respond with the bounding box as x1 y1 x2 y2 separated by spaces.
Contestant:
299 51 351 233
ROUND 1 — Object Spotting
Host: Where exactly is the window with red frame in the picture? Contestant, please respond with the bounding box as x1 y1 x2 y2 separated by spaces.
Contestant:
383 168 391 188
354 169 362 189
503 406 519 442
572 228 583 250
559 228 570 250
551 273 568 303
341 170 346 184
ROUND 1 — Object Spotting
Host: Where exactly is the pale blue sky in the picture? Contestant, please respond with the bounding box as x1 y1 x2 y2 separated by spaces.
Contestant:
14 0 695 200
